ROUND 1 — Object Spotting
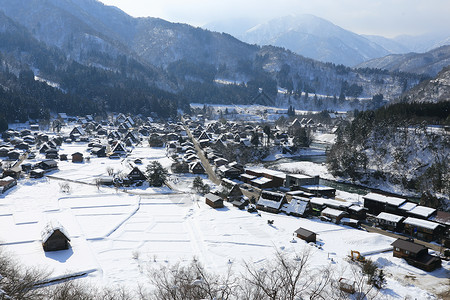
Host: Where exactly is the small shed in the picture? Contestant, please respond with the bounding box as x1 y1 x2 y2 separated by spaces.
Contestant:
30 168 45 178
294 227 316 243
205 193 224 209
71 152 84 163
0 176 17 194
41 221 71 252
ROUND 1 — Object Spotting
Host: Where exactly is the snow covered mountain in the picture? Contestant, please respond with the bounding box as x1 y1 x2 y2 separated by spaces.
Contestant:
393 33 450 53
356 45 450 77
399 66 450 103
0 0 427 109
236 14 391 66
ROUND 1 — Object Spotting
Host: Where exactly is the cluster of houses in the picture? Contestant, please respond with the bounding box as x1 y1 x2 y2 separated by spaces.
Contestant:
181 117 449 258
0 113 193 189
182 114 329 155
1 112 448 273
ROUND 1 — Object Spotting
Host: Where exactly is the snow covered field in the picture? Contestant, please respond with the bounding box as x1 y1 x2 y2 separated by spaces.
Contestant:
0 142 449 298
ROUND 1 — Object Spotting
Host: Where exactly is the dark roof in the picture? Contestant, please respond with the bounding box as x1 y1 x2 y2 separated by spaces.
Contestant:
391 239 426 254
432 211 450 226
295 227 316 238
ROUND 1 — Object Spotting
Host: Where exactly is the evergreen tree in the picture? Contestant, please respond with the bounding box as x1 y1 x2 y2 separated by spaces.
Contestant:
146 161 168 187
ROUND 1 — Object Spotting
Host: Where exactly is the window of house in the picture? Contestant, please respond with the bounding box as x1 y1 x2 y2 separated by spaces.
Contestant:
395 247 400 251
405 250 410 254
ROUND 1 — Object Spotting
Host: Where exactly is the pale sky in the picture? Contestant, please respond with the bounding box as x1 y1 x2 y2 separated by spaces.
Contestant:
99 0 450 38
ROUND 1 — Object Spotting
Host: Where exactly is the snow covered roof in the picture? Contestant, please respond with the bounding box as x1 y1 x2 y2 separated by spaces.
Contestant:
257 197 284 210
321 207 346 217
363 193 406 207
252 177 272 185
399 202 417 211
0 176 15 183
408 206 436 218
257 191 285 210
403 217 440 230
287 174 314 180
310 197 326 206
245 167 285 178
376 212 404 223
241 173 256 180
281 198 308 215
349 205 364 212
41 220 70 243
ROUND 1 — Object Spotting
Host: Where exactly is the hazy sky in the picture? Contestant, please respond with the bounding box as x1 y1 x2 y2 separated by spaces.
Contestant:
99 0 450 37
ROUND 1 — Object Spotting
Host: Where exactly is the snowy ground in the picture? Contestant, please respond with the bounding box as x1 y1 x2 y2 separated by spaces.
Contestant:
0 142 449 298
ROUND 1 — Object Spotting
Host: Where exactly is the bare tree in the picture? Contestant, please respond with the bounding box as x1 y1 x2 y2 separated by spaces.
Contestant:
0 249 49 300
146 258 238 300
242 249 312 300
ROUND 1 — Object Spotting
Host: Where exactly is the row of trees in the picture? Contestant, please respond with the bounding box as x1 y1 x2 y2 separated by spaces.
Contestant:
0 247 386 300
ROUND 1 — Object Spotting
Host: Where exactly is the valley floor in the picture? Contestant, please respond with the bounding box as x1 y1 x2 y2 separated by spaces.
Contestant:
0 141 448 299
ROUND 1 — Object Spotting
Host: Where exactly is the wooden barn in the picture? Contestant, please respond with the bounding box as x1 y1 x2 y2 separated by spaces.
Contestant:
71 152 84 163
294 227 316 243
205 193 224 209
41 222 71 252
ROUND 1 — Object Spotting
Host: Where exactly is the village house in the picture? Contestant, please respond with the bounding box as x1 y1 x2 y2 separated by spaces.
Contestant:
348 205 367 220
320 207 347 224
41 221 71 252
189 161 205 174
205 193 224 209
45 148 59 159
220 178 243 202
128 167 147 182
284 174 319 190
217 165 241 179
363 193 407 216
37 159 58 171
375 212 405 232
391 238 441 271
91 146 107 158
111 141 127 155
402 217 442 242
256 191 286 214
30 168 45 178
245 168 285 189
281 197 310 217
299 185 336 198
69 126 85 139
429 211 450 247
0 176 17 194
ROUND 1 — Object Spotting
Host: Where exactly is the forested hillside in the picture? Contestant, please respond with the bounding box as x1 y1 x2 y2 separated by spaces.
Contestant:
0 0 427 114
327 101 449 209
